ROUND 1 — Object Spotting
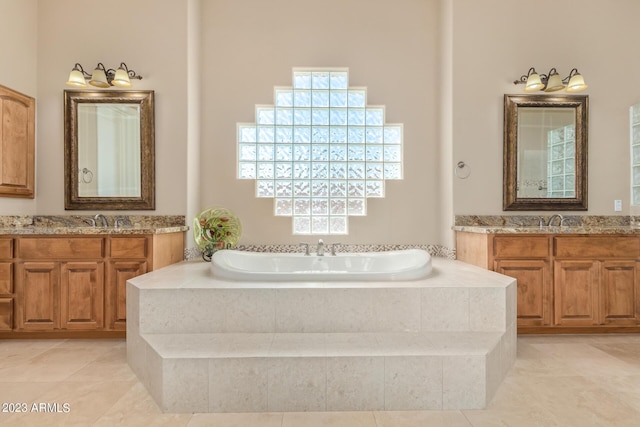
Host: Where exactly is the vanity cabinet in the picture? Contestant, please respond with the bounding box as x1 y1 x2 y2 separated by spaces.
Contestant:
456 232 640 333
3 232 184 338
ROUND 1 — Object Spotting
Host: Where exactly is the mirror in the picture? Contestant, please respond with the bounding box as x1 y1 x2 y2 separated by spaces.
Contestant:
503 94 588 210
64 90 155 210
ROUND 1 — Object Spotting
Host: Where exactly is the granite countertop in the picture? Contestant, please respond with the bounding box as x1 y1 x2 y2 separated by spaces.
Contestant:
0 215 189 235
453 215 640 235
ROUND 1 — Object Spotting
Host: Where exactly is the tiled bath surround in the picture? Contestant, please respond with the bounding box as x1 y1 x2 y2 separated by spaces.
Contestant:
127 258 517 413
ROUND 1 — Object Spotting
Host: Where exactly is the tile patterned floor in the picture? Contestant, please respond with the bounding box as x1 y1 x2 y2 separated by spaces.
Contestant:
1 335 640 426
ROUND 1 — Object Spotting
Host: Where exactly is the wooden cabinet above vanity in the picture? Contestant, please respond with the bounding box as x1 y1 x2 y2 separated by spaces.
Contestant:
456 231 640 334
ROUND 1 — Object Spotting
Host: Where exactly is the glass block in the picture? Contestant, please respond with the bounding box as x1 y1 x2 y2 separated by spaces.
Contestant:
366 163 383 179
239 125 257 142
293 180 310 197
635 167 640 186
348 109 366 126
312 71 330 89
312 91 329 107
276 144 293 161
366 181 384 197
329 216 347 235
257 144 274 161
348 127 365 143
312 162 329 179
348 163 365 179
312 109 330 125
294 109 311 126
330 71 348 89
330 109 348 126
330 144 347 161
347 180 365 197
275 198 293 216
633 145 640 165
330 180 347 197
330 91 347 108
565 159 575 173
384 145 402 162
330 127 347 143
384 163 402 179
294 90 311 107
238 162 256 179
294 162 310 179
275 128 293 143
384 126 402 144
634 187 640 206
293 126 311 143
294 146 311 162
565 125 574 140
366 127 383 143
634 126 640 144
311 216 329 234
312 180 329 197
565 143 575 157
256 180 274 197
258 126 275 143
633 104 640 124
330 163 347 179
312 127 329 143
348 90 366 107
293 71 311 89
312 198 329 215
330 198 347 215
257 163 274 179
276 180 292 197
275 162 292 179
551 160 563 175
312 144 329 161
565 175 574 190
276 108 293 125
275 89 293 107
348 199 366 216
257 107 275 125
551 144 563 160
366 146 383 162
551 176 563 191
293 216 311 234
549 128 563 144
294 198 310 215
366 108 384 126
238 144 257 161
348 146 365 161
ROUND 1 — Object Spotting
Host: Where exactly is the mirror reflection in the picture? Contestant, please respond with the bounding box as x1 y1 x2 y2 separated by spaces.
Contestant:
503 94 588 211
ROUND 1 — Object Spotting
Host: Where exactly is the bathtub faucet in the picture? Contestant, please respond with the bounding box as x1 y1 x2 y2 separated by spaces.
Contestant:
299 242 310 256
316 239 325 256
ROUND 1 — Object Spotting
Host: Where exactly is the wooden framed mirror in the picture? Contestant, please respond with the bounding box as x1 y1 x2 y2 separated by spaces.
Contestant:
64 90 155 210
503 94 588 211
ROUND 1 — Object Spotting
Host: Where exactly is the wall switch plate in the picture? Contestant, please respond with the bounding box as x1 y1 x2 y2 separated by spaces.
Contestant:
615 200 623 211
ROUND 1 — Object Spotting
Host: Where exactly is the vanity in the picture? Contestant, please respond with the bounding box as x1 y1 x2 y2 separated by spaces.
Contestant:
455 217 640 334
0 216 187 338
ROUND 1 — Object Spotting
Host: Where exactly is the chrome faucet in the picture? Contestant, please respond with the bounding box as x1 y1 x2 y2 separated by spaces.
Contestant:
330 243 340 256
114 216 131 228
94 213 108 228
316 239 325 256
547 214 564 227
300 242 310 256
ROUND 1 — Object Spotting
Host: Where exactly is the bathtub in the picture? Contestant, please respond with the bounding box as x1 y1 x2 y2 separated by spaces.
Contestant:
210 249 432 281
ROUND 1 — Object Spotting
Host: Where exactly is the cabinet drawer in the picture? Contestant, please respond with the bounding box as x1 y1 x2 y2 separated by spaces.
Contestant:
17 237 104 259
110 237 148 259
554 236 640 259
0 238 12 258
0 262 12 294
493 236 550 258
0 297 12 330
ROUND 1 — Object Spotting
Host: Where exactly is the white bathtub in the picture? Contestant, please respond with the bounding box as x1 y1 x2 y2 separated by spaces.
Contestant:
210 249 432 281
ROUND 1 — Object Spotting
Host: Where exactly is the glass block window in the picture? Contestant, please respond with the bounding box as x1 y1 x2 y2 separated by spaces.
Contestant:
237 68 403 235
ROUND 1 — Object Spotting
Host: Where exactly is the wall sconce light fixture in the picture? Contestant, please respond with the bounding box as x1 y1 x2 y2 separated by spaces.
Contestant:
513 67 588 93
66 63 143 88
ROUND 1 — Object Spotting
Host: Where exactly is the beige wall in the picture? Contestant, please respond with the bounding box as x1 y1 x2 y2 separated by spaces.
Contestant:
2 0 640 248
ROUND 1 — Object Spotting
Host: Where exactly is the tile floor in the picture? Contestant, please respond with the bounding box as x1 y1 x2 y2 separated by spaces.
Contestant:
1 334 640 426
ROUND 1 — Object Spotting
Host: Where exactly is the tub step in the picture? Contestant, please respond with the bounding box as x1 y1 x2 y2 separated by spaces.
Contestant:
136 331 509 413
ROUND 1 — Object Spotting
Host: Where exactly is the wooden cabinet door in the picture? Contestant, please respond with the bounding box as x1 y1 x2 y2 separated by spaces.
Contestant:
554 260 600 326
16 262 59 330
601 261 640 326
495 259 551 326
106 261 147 330
60 262 104 330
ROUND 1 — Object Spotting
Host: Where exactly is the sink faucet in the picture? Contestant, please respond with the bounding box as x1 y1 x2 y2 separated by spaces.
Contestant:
316 239 325 256
547 214 564 227
94 213 108 228
300 242 310 256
